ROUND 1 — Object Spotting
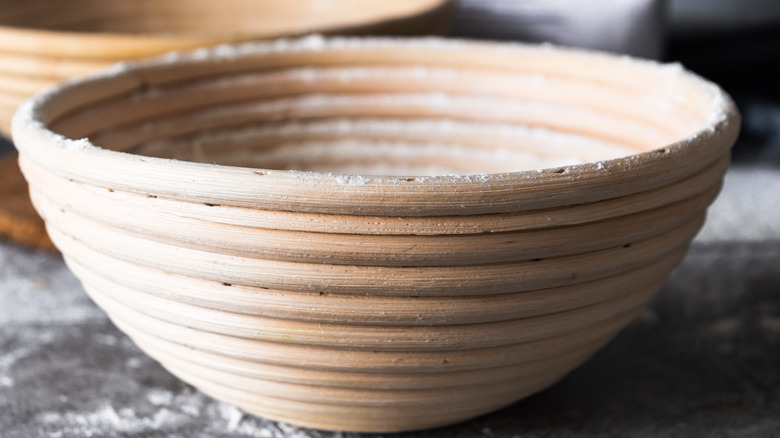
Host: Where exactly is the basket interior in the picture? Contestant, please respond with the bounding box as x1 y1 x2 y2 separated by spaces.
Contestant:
41 40 722 177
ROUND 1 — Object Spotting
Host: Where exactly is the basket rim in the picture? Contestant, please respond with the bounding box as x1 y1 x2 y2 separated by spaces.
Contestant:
11 36 741 216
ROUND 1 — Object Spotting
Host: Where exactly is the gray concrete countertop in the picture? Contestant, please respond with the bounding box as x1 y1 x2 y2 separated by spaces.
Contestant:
1 132 779 436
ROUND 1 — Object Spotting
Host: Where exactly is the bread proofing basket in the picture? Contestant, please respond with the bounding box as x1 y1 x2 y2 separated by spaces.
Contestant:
11 37 739 432
0 0 451 134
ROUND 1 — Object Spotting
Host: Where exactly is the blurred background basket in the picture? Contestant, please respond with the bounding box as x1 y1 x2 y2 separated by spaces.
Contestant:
0 0 452 134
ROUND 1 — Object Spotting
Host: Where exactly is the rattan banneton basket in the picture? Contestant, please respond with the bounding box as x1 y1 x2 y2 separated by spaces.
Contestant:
12 37 739 433
0 0 451 135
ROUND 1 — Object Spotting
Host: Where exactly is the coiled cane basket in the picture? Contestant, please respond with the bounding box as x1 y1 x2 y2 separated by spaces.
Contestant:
11 37 739 432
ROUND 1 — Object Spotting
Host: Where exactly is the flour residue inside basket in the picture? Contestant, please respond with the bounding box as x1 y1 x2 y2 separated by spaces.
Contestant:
131 116 639 176
53 40 729 179
109 61 686 177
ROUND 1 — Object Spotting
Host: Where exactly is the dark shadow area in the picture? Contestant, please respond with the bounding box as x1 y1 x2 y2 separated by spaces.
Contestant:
668 23 780 167
0 135 13 157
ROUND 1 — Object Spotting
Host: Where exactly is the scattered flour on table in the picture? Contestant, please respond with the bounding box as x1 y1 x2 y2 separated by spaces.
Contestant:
695 166 780 242
37 403 191 437
0 244 104 325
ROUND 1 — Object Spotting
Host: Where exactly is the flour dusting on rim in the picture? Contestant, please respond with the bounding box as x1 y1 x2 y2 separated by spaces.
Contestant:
11 35 736 187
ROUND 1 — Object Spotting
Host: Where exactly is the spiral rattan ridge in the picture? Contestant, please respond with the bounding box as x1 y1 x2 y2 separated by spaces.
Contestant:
11 37 739 432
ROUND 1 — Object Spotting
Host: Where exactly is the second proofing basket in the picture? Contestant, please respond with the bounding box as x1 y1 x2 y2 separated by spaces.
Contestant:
11 37 740 432
0 0 452 135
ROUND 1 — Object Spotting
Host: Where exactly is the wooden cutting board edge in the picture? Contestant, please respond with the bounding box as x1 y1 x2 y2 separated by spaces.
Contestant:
0 152 56 251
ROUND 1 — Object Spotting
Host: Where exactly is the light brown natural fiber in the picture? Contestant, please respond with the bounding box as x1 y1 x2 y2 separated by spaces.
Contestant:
0 0 451 251
12 37 739 432
0 0 452 136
